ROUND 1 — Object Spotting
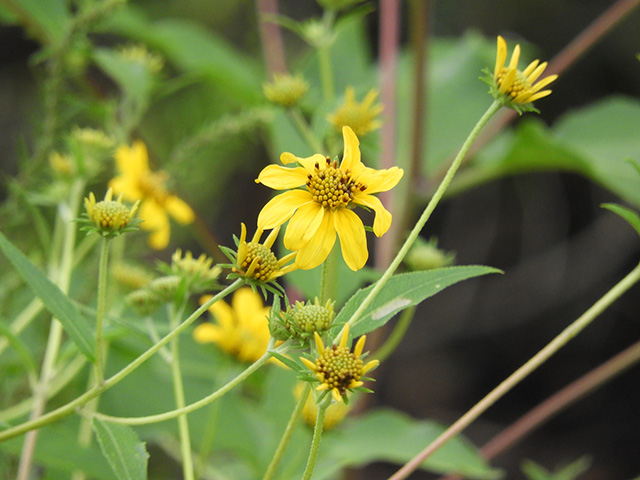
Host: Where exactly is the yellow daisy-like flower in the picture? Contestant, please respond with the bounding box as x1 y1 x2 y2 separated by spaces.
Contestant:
493 35 557 108
301 324 378 403
256 126 403 271
109 141 195 250
193 287 270 363
327 87 383 136
83 188 140 237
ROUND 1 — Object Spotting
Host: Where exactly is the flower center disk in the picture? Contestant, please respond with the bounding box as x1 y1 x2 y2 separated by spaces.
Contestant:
306 158 364 210
316 345 364 396
242 242 279 281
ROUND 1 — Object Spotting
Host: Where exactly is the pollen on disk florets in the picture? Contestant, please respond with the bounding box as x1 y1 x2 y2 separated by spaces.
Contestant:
82 188 140 238
306 157 365 210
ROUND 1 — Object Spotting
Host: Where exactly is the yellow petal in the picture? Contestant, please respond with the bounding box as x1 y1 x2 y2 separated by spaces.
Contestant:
295 212 336 270
331 388 343 403
522 59 540 78
208 299 235 329
357 166 403 194
499 68 516 94
233 287 266 323
115 141 149 178
148 224 170 250
362 359 379 375
526 62 548 84
314 331 325 354
494 36 507 78
166 195 195 224
339 126 362 173
281 152 326 174
508 43 521 70
526 90 553 103
354 335 366 358
139 201 167 230
193 323 222 344
109 175 142 201
530 74 557 93
257 189 313 230
339 323 350 349
333 208 367 271
256 164 309 189
352 193 392 237
301 357 318 372
283 202 324 251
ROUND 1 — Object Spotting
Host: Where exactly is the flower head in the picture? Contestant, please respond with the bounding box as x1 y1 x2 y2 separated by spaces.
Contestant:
161 249 221 294
82 188 140 238
193 287 270 363
264 73 309 107
301 324 378 403
256 126 403 271
109 141 195 249
327 87 383 136
272 298 335 342
489 35 557 112
295 383 351 430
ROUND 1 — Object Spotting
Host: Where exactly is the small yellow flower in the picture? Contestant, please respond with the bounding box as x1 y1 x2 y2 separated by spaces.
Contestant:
492 35 557 109
295 383 351 430
49 152 74 176
301 324 378 403
112 262 156 291
194 287 271 363
327 87 383 136
118 44 164 74
264 73 309 107
256 126 403 271
83 188 140 238
166 249 221 293
109 140 195 250
230 223 297 283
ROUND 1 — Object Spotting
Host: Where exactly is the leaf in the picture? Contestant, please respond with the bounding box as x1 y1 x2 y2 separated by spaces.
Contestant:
93 47 157 105
334 266 501 338
314 409 501 479
0 231 95 361
92 419 149 480
601 203 640 238
522 456 591 480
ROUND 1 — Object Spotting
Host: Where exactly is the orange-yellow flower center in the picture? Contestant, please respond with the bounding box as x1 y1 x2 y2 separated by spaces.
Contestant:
315 345 364 396
236 242 279 282
90 200 133 230
306 157 365 210
138 171 169 205
497 68 530 99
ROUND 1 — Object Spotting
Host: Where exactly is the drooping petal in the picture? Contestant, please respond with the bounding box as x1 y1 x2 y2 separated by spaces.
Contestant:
165 195 195 224
295 212 336 270
283 201 324 251
257 189 313 230
357 166 404 194
333 208 367 271
256 164 309 190
352 193 392 237
148 222 170 250
339 126 362 173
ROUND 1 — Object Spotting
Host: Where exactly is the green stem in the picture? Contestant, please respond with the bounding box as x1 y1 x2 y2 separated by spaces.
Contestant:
301 396 330 480
0 279 243 443
338 101 502 338
373 306 415 363
388 261 640 480
16 178 85 480
262 383 310 480
94 237 110 385
92 337 282 425
169 301 195 480
318 45 334 103
288 109 325 154
319 245 339 304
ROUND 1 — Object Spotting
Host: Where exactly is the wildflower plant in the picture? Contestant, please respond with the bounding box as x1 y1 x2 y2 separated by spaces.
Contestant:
2 3 640 480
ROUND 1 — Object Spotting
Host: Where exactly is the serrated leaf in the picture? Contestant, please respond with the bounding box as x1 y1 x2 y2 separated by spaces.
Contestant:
92 419 148 480
0 231 95 361
334 266 501 338
601 203 640 238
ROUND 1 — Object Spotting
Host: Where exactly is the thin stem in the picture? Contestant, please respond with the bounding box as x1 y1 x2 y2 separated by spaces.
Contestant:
317 10 336 102
92 338 282 425
262 383 310 480
288 108 325 154
170 301 195 480
16 178 84 480
301 396 330 480
255 0 288 75
94 237 110 385
338 101 502 339
388 262 640 480
372 306 415 363
0 280 243 443
319 245 339 304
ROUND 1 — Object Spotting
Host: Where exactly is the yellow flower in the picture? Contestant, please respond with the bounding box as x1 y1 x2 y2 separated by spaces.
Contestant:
83 188 140 238
109 141 195 250
294 383 351 430
193 287 270 363
493 35 557 108
256 126 403 271
301 324 378 403
229 223 297 283
264 73 309 107
327 87 383 136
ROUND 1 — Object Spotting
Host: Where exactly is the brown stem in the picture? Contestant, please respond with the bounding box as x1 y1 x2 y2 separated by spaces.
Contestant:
255 0 288 76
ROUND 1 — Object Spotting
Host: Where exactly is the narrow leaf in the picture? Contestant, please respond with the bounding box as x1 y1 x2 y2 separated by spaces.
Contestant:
0 231 95 360
601 203 640 238
334 266 501 338
92 419 148 480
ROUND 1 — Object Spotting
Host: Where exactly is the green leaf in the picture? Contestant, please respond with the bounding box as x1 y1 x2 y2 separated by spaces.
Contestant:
0 231 95 361
92 419 149 480
0 0 70 43
522 456 591 480
334 266 501 338
315 409 501 479
601 203 640 238
93 47 156 105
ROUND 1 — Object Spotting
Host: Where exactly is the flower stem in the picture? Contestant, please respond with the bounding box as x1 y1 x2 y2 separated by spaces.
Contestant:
91 337 282 425
340 100 502 336
301 396 330 480
288 108 325 154
0 279 243 443
94 237 109 385
388 261 640 480
372 306 415 363
262 383 310 480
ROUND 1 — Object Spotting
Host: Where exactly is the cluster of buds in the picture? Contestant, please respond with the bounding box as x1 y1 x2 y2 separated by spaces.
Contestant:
270 298 335 345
